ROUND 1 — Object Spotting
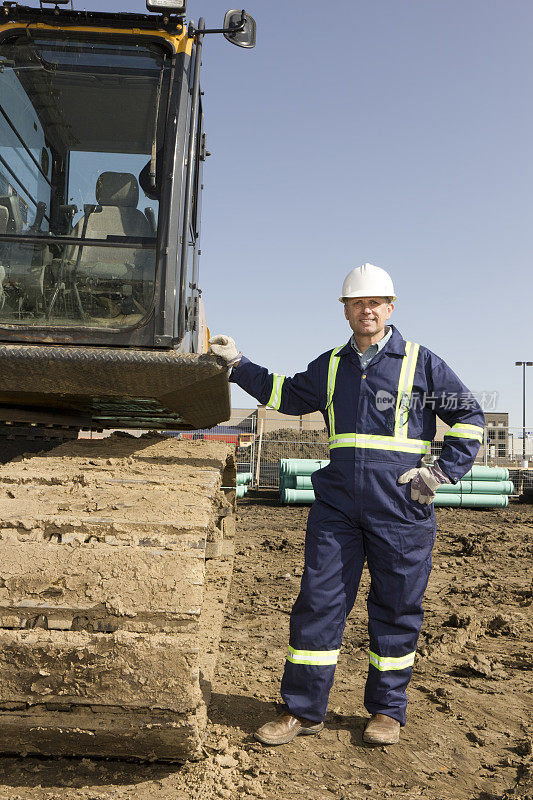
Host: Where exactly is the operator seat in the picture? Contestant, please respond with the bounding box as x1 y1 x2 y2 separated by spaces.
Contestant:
0 195 23 268
0 196 23 235
0 199 50 314
0 207 8 236
69 172 155 281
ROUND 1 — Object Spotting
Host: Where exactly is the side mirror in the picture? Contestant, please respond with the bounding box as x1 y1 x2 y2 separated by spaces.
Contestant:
223 9 256 48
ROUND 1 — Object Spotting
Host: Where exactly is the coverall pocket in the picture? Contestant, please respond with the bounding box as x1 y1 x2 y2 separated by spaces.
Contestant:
395 467 435 522
311 462 356 517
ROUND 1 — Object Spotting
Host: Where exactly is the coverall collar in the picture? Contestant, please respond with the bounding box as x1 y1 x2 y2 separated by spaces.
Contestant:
337 324 407 359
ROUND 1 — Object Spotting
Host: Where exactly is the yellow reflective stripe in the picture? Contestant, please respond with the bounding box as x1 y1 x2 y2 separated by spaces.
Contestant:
287 645 340 666
394 341 420 437
444 423 484 443
445 430 484 443
454 423 485 432
329 433 430 454
326 347 343 436
267 374 285 410
403 342 419 426
369 650 416 672
394 341 411 433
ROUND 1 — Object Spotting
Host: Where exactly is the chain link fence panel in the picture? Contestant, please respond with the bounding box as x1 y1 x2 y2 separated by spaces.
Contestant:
252 418 329 489
251 413 533 495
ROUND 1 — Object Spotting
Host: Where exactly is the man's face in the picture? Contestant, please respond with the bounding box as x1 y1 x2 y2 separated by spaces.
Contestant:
343 296 394 338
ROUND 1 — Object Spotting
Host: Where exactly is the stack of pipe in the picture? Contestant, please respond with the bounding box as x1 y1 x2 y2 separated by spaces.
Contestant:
279 460 513 507
236 472 253 498
279 458 325 505
434 466 512 507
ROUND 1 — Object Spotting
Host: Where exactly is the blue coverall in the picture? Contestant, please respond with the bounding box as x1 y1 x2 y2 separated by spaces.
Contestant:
229 325 484 725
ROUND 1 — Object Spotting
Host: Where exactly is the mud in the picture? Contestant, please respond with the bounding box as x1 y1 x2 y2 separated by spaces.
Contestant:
0 500 529 798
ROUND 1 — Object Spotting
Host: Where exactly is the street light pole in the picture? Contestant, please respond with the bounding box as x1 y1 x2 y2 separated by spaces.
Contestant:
515 361 533 464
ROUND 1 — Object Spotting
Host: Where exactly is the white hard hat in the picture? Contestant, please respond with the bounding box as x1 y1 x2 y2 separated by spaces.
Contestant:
339 263 396 302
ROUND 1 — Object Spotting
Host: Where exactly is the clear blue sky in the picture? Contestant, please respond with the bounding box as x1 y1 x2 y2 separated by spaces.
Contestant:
74 0 533 427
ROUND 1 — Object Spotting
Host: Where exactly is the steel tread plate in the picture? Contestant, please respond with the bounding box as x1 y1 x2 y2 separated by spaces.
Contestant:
0 345 230 429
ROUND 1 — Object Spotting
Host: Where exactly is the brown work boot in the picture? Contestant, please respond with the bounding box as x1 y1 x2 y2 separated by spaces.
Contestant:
254 712 324 745
363 713 401 745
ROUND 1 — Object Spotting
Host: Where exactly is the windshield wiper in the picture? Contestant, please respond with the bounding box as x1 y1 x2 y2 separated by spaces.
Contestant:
149 59 166 193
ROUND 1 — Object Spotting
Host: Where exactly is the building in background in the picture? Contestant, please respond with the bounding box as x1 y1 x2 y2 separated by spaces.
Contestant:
434 413 509 457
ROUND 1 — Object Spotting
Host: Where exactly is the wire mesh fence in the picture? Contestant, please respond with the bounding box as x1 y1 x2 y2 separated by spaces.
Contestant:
253 420 329 489
248 413 533 494
480 425 533 467
173 413 256 478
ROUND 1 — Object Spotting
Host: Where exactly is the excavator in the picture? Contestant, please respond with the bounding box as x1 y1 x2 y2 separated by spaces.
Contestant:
0 0 255 761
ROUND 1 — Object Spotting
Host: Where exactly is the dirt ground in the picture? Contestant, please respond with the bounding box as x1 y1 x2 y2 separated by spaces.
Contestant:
0 500 530 800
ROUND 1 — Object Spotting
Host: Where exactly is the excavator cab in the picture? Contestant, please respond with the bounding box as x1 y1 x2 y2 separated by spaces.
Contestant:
0 1 255 430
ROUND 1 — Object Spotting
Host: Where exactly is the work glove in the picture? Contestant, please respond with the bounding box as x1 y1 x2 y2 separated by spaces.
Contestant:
398 458 451 505
208 334 242 367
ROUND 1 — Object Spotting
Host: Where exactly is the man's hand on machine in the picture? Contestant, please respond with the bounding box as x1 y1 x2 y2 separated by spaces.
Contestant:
398 459 451 505
208 335 242 367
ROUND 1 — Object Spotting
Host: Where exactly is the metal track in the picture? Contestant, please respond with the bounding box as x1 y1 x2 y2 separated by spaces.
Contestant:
0 434 236 761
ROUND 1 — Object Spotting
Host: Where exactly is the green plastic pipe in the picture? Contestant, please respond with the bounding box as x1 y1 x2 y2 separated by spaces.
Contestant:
281 488 316 505
280 458 330 476
434 494 509 508
237 472 252 485
281 461 510 481
294 475 314 489
280 474 316 490
281 469 513 494
279 474 298 487
436 480 514 495
283 477 514 494
281 487 511 508
236 485 248 498
462 466 509 481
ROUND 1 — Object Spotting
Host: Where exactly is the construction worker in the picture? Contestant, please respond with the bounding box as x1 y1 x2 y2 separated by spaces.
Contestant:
209 263 484 747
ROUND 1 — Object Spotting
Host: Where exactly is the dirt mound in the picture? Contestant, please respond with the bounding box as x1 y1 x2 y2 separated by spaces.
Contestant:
259 428 329 462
